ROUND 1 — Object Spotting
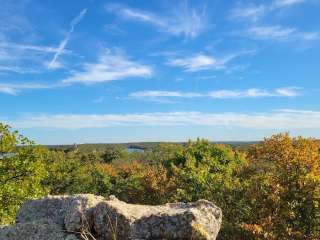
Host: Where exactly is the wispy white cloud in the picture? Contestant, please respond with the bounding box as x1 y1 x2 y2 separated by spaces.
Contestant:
1 43 60 54
0 84 17 95
230 0 307 22
230 5 266 21
0 0 35 36
167 54 234 72
129 87 302 101
0 1 77 72
0 41 67 74
274 87 302 96
167 50 254 72
106 2 207 38
130 91 203 99
300 32 320 40
5 109 320 130
273 0 306 8
104 23 125 35
48 8 87 69
18 45 57 54
197 75 217 80
62 49 152 84
209 87 301 98
230 1 319 43
0 65 41 74
247 25 296 40
0 41 61 59
246 25 319 41
0 82 59 95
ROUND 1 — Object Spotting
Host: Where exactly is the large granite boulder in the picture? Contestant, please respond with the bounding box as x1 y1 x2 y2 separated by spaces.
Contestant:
94 195 222 240
1 194 222 240
16 194 105 232
0 219 77 240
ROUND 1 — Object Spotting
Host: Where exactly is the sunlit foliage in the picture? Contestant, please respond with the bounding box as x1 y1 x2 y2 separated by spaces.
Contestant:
241 133 320 240
0 123 48 224
1 124 319 239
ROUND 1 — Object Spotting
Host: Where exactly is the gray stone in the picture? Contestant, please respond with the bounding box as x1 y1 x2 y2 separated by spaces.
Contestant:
93 195 222 240
16 194 105 232
0 219 76 240
2 194 222 240
64 195 104 232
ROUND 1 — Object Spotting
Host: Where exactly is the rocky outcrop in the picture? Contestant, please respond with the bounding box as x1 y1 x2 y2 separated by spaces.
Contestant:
0 219 77 240
94 195 222 239
16 194 104 232
1 194 222 240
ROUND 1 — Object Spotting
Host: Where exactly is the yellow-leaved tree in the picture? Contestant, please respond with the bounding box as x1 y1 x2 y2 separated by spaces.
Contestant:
241 133 320 240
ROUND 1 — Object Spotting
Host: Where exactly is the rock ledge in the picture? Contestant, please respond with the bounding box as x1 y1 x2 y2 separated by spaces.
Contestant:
1 194 222 240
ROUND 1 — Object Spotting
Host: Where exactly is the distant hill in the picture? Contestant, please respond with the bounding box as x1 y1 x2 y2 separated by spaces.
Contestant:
44 141 260 152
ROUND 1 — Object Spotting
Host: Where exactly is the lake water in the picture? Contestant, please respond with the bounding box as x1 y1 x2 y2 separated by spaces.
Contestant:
0 153 17 159
127 147 144 153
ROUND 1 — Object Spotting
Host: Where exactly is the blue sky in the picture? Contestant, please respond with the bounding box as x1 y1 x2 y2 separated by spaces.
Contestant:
0 0 319 144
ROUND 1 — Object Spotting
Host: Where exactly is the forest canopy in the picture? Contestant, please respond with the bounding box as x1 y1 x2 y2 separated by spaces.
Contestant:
0 123 319 240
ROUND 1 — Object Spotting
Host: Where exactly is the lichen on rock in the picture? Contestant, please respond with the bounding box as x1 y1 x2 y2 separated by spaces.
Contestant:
1 194 222 240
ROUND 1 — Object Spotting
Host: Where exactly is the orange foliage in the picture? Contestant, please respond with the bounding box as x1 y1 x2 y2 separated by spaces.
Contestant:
103 161 176 205
241 133 320 240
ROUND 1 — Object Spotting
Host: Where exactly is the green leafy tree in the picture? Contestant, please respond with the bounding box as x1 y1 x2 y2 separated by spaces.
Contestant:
101 146 128 164
43 151 112 196
143 143 184 166
162 139 246 238
0 123 48 224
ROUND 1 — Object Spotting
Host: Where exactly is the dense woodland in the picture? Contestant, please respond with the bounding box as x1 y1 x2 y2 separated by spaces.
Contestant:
0 123 319 239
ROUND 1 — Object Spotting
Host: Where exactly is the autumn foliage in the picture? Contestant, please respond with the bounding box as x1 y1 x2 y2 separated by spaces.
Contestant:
1 123 319 239
241 133 320 240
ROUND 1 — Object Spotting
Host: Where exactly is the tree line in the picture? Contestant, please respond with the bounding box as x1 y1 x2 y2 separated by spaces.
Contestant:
0 123 319 239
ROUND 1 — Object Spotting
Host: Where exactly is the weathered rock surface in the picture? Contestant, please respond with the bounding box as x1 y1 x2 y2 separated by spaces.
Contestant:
1 194 222 240
94 195 222 240
16 194 105 232
0 219 77 240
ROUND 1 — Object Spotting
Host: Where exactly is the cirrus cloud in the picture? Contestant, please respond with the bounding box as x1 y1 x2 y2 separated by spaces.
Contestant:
62 50 152 84
129 87 302 101
273 0 306 8
0 82 60 95
246 25 319 41
105 2 207 38
4 109 320 130
167 54 235 72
